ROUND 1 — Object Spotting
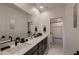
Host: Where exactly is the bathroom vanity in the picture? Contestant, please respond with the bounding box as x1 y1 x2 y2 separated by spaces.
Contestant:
24 36 47 55
0 34 48 55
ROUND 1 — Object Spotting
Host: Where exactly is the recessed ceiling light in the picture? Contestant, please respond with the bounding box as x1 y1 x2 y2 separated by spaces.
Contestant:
40 6 43 8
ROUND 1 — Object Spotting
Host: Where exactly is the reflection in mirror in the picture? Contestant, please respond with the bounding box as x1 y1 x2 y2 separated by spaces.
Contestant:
2 35 5 39
43 26 46 33
35 26 37 32
27 21 32 37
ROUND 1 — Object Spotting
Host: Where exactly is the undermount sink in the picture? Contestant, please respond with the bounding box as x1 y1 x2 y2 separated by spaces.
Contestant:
10 37 32 49
7 42 31 54
10 42 31 48
0 38 32 54
10 37 32 48
10 43 21 48
10 45 15 48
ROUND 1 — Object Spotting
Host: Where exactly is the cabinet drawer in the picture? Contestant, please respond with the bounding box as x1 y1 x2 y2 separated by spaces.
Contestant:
39 50 43 55
32 49 39 55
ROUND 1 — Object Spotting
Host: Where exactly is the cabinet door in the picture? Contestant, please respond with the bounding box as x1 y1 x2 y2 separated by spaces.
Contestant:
44 37 47 49
39 49 43 55
24 50 33 55
32 49 39 55
24 44 38 55
39 41 43 49
43 37 48 54
38 41 43 55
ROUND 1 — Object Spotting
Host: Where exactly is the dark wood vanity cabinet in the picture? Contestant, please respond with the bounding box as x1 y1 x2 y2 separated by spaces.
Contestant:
43 37 47 54
38 41 43 55
24 36 48 55
32 49 39 55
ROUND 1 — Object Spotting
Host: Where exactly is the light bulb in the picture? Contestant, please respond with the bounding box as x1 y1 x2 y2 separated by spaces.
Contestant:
40 6 43 9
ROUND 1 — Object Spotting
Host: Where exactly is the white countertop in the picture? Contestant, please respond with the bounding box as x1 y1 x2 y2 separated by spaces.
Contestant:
0 34 48 55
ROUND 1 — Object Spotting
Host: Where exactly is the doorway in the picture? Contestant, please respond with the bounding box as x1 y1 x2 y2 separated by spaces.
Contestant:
48 17 64 55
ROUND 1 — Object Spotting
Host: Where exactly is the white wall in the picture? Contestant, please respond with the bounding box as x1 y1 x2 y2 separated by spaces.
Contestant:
47 6 65 18
30 7 41 33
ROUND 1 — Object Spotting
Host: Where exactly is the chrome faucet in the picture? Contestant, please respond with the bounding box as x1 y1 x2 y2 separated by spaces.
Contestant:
27 31 33 39
8 36 12 41
15 37 20 46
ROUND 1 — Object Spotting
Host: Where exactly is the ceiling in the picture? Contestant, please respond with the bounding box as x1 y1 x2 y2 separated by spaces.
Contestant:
34 3 65 11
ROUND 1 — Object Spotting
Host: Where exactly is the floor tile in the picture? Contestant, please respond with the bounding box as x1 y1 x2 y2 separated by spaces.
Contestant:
47 44 63 55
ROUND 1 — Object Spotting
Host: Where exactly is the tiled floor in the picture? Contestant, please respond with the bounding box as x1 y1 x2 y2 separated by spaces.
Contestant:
47 44 63 55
